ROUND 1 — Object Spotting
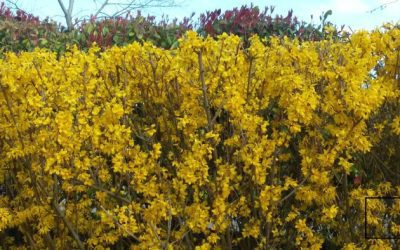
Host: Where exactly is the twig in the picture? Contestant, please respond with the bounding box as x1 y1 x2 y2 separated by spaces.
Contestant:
53 200 85 250
197 51 213 131
368 0 399 13
99 204 141 242
0 82 25 149
278 172 311 204
74 180 131 204
246 57 254 103
94 0 109 18
5 0 23 11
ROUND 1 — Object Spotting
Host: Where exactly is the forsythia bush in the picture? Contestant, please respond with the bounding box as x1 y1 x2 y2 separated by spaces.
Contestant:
0 26 399 249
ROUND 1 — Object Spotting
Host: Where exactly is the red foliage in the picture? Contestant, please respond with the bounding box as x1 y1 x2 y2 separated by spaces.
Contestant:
0 2 40 24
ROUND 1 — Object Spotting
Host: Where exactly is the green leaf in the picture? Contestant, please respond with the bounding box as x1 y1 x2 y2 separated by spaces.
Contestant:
324 10 332 21
153 32 161 40
170 40 179 49
113 35 121 44
39 38 48 46
102 26 109 36
86 24 94 34
350 165 358 175
166 34 173 46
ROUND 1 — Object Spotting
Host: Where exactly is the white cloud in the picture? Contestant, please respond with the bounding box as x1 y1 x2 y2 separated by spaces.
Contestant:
331 0 369 13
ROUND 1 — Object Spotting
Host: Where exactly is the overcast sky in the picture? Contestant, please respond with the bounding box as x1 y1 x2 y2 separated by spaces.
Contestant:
8 0 400 31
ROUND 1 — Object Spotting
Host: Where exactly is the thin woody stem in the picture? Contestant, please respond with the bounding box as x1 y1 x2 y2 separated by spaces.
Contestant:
197 51 213 131
53 200 85 250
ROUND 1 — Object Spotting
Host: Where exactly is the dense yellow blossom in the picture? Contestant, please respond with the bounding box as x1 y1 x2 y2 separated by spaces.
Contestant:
0 26 399 249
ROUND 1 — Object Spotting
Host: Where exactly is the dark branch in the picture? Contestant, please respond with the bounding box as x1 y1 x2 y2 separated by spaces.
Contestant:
368 0 399 13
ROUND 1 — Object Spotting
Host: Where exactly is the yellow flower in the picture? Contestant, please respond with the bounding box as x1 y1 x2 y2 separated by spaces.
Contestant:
322 205 338 221
0 208 12 231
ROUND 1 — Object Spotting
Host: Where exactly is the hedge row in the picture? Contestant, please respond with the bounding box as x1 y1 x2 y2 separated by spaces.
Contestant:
0 27 399 249
0 2 342 55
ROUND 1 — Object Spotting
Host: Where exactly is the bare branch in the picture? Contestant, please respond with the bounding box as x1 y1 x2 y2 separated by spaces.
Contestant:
93 0 109 18
197 50 213 131
368 0 399 13
57 0 68 17
57 0 75 30
107 0 178 18
98 204 141 242
278 172 310 204
57 0 178 30
5 0 23 11
68 0 74 16
52 200 85 250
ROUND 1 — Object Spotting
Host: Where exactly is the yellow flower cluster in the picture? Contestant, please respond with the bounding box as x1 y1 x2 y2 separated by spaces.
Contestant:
0 27 399 249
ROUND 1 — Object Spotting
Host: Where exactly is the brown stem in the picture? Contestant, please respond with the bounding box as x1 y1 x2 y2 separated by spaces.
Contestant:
278 172 311 204
343 169 355 241
90 183 131 204
32 61 47 101
21 223 38 250
45 233 56 250
197 51 213 131
52 200 85 250
99 204 141 242
394 48 400 88
0 82 25 148
246 57 254 103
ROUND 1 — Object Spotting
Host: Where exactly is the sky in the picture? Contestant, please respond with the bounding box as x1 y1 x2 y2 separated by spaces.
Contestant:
7 0 400 31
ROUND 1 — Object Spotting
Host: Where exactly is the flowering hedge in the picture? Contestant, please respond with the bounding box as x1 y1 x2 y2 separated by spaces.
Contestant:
0 27 399 249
